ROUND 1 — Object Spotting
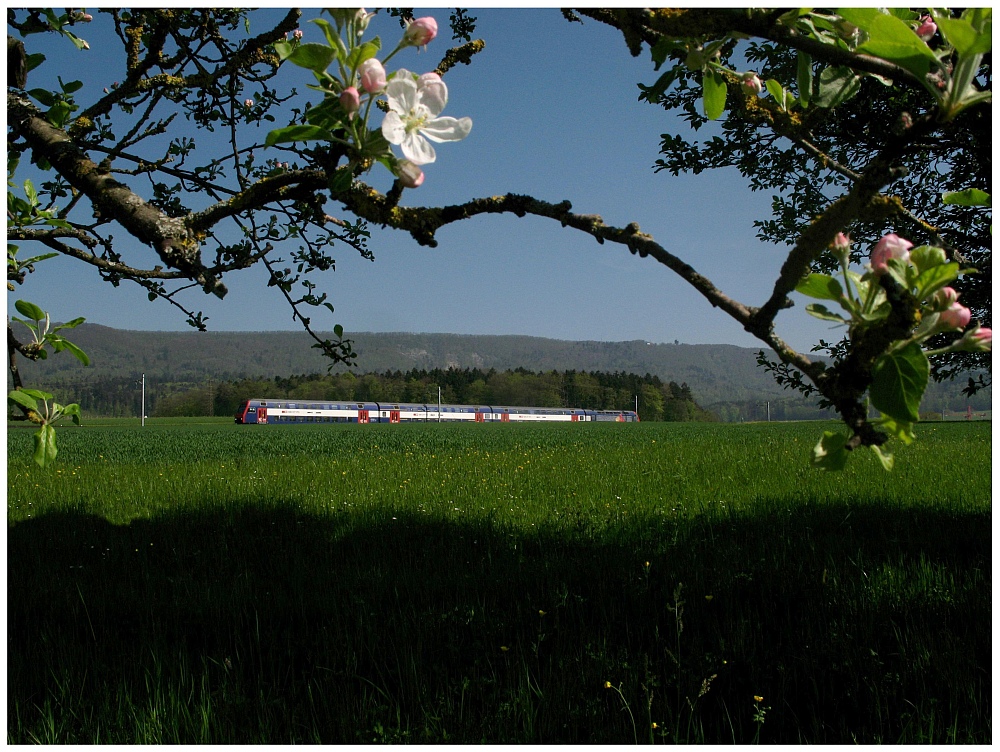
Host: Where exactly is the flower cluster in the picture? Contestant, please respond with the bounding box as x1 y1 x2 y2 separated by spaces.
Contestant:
267 9 472 189
799 230 989 470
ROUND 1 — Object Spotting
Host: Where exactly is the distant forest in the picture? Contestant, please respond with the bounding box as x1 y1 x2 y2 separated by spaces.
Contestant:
40 368 717 422
11 325 987 423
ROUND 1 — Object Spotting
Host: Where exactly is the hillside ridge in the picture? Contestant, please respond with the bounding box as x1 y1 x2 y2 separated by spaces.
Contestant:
10 324 989 413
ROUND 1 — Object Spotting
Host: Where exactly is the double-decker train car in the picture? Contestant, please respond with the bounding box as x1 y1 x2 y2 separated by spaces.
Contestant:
234 399 639 425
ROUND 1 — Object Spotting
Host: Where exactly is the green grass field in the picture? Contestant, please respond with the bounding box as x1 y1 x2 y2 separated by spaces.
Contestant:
7 419 992 743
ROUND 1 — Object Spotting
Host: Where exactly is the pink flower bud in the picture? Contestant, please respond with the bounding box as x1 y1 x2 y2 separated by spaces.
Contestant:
741 72 762 94
869 233 912 275
954 325 991 352
292 29 303 40
82 13 93 22
832 232 850 253
358 58 387 93
244 99 254 108
970 327 991 349
932 286 959 311
339 86 360 118
939 302 972 330
403 16 437 48
397 160 424 189
915 15 937 42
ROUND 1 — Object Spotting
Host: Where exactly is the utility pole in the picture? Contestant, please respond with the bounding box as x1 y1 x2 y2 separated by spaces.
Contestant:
137 373 145 426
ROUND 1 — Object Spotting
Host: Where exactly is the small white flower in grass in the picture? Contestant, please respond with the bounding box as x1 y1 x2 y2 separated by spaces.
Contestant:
381 68 472 165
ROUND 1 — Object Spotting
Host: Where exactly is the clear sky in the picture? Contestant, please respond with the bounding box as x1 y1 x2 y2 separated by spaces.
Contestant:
9 7 838 353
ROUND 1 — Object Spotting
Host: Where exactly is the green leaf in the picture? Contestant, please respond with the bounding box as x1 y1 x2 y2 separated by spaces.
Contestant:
285 42 338 74
23 179 38 206
346 38 381 71
265 124 330 147
20 388 53 401
328 166 354 193
305 97 344 130
839 8 938 79
908 244 947 273
797 51 813 106
935 15 991 55
25 52 45 73
869 444 894 471
50 337 90 366
28 88 56 107
913 261 960 301
942 188 990 207
51 316 86 332
310 18 348 62
273 40 294 60
796 273 845 302
18 252 59 266
870 341 929 424
804 303 850 323
812 431 850 471
702 68 727 120
14 299 46 321
764 78 787 110
60 78 83 94
8 390 39 412
60 402 82 425
334 324 344 338
33 424 58 467
641 65 682 101
878 415 916 445
63 31 88 52
813 66 861 108
47 101 74 128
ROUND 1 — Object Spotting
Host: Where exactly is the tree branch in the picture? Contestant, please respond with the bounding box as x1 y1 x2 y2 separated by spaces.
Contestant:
8 91 225 296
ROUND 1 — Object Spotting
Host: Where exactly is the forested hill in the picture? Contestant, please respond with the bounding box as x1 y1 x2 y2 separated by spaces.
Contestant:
11 324 990 417
14 324 793 404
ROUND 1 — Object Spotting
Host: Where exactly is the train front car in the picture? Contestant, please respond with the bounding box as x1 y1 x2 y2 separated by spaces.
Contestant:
591 410 640 422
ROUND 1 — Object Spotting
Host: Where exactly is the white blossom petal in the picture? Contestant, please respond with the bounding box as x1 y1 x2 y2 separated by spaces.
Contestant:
417 77 448 117
420 116 472 143
381 111 407 145
401 133 437 165
385 73 417 114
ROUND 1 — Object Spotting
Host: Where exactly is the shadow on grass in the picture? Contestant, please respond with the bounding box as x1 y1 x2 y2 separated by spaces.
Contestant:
8 498 991 744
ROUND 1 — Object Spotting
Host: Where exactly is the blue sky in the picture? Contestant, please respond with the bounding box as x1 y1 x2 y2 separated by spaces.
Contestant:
9 8 837 352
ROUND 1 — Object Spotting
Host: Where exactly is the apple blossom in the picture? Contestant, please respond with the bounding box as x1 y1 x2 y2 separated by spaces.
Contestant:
381 68 472 165
741 72 763 94
358 58 387 94
292 29 303 40
966 327 991 350
355 9 374 35
396 160 425 188
244 99 254 108
402 16 437 48
339 86 360 119
915 15 937 42
869 233 912 275
939 302 972 330
931 286 959 311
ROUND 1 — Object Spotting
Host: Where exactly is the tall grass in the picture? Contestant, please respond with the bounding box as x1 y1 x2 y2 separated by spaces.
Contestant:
7 420 992 743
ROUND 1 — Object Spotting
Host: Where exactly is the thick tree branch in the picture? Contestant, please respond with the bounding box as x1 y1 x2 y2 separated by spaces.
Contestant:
576 8 928 91
8 91 225 296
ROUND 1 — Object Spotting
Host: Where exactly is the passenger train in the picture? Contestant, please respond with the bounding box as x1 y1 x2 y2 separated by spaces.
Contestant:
234 399 639 424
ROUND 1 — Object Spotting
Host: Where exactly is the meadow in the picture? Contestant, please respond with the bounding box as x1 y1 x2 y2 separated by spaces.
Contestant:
7 418 992 743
